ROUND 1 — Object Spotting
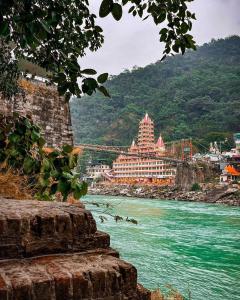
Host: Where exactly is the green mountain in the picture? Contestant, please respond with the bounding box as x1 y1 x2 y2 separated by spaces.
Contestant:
70 36 240 153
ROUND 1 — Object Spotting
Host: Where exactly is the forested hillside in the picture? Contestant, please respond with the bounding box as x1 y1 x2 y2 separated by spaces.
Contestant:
70 36 240 152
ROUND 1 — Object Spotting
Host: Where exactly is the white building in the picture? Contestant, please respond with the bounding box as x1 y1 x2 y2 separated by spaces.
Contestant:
86 164 111 179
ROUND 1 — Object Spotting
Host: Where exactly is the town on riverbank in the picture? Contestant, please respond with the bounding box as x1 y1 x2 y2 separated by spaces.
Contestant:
83 114 240 206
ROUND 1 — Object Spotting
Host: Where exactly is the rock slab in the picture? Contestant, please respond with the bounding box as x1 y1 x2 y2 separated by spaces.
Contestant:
0 198 109 259
0 198 150 299
0 251 145 300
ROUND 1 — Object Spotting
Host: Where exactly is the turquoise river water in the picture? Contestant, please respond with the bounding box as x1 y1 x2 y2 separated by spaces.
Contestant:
83 195 240 300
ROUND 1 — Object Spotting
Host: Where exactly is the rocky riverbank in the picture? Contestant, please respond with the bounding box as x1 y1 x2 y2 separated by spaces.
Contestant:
89 184 240 206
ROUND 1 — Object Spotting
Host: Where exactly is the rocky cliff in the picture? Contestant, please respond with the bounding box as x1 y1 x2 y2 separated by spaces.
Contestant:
175 162 218 190
0 198 150 299
0 79 73 147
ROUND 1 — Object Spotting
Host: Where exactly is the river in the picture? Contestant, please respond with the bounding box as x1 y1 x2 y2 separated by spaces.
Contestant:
83 195 240 300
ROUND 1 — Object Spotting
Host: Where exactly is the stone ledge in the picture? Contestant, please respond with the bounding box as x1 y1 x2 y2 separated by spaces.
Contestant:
0 198 111 259
0 198 151 299
0 250 146 300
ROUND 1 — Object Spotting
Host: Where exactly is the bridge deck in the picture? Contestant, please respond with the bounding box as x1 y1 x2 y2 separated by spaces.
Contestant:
75 144 184 164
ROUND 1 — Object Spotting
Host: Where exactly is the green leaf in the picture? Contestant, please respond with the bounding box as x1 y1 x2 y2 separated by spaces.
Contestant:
57 180 70 194
48 150 60 158
0 21 10 36
73 188 82 199
73 181 88 199
97 73 108 84
160 28 168 35
81 69 97 75
31 129 41 142
71 178 78 189
81 181 88 195
42 158 51 172
157 11 166 23
97 86 111 97
38 137 46 148
50 169 59 178
112 3 123 21
62 172 73 179
23 156 35 174
62 144 73 153
95 26 103 32
50 183 58 195
39 176 49 187
84 78 98 90
39 20 51 34
99 0 113 18
69 154 78 169
180 22 189 34
8 133 20 144
58 83 68 95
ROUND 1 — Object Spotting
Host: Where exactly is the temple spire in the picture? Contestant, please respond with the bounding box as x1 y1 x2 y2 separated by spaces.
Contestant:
138 113 154 146
156 134 165 150
143 112 150 123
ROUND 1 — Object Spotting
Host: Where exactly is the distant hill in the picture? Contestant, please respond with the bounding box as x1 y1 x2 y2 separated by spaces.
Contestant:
70 36 240 153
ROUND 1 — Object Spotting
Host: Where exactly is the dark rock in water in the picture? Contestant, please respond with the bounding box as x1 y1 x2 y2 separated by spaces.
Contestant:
203 187 240 206
0 198 150 299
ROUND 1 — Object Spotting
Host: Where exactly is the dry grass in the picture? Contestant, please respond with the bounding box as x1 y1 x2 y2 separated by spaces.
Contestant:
0 170 80 203
0 170 33 200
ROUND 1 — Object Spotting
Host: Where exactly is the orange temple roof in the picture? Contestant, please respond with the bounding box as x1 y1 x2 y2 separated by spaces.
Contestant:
225 165 240 176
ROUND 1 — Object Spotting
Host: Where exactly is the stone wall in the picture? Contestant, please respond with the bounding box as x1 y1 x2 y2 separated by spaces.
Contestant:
0 79 73 147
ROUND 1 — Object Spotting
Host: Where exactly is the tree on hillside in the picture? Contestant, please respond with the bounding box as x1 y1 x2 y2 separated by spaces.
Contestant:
70 36 240 149
0 0 196 100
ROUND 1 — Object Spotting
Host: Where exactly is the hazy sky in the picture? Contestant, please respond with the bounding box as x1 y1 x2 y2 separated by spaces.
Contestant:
80 0 240 75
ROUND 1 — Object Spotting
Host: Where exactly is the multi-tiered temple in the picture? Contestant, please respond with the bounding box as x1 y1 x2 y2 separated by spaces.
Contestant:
112 113 176 185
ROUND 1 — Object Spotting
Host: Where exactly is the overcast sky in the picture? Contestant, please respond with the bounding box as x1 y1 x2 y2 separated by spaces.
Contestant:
80 0 240 75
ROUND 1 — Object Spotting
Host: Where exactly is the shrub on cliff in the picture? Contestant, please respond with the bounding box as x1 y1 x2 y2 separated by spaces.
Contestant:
0 113 87 201
190 183 201 191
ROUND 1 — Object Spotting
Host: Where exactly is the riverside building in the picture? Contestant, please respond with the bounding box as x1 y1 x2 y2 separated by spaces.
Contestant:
112 113 176 185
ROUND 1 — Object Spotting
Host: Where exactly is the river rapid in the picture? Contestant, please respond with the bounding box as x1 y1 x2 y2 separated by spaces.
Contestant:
83 195 240 300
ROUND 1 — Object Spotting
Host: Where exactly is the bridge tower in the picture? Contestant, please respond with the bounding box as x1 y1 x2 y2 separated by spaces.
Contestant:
181 139 193 160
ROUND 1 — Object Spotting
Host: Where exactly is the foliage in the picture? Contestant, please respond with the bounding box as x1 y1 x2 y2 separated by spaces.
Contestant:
0 113 87 201
0 0 196 100
0 39 21 98
190 183 201 191
70 36 240 158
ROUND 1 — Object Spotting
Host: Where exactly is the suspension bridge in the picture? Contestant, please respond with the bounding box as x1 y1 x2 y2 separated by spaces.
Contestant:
74 139 193 164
